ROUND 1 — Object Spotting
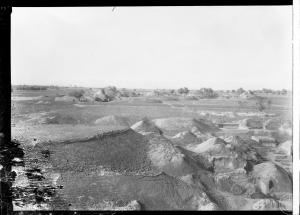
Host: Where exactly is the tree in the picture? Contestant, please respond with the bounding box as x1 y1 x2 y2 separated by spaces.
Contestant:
248 90 254 95
68 89 85 99
196 88 218 98
177 87 189 95
103 86 118 100
94 89 109 102
236 88 245 95
170 89 175 94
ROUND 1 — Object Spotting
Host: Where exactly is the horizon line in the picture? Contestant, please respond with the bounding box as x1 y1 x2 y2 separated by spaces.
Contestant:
11 83 291 92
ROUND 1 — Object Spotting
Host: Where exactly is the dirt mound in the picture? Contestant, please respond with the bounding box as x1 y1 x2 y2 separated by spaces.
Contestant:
187 137 227 154
35 129 157 174
28 124 208 178
251 162 292 196
59 172 218 210
271 131 291 144
252 199 284 210
153 117 219 136
225 135 257 146
190 127 215 140
277 140 292 156
187 137 262 173
171 131 202 146
175 146 214 171
239 118 263 129
36 100 51 105
94 115 130 127
224 136 264 165
278 122 292 137
263 118 282 130
118 173 218 210
131 118 163 135
251 136 277 145
147 134 197 177
213 171 251 196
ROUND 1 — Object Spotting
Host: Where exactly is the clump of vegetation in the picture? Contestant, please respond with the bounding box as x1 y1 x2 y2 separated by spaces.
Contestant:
68 89 85 99
184 96 198 101
252 96 272 112
103 86 119 100
196 88 218 98
236 87 246 95
120 89 140 97
14 85 48 90
251 88 288 95
177 87 189 95
94 86 121 102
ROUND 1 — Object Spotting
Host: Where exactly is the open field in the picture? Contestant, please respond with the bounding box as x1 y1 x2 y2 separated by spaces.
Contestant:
10 88 293 211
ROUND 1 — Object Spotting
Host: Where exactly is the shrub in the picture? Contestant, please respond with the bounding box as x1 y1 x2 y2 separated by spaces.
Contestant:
120 89 139 97
94 89 109 102
103 86 119 100
177 87 189 95
281 89 288 95
252 96 272 112
236 88 246 95
15 85 48 90
196 88 218 98
185 96 198 101
68 89 85 99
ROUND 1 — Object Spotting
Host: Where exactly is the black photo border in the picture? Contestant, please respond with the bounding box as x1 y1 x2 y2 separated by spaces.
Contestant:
0 0 294 214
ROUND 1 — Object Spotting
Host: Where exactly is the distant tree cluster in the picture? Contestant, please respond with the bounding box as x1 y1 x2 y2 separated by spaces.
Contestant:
103 86 118 100
68 89 85 99
14 85 48 90
196 88 218 98
251 88 288 95
119 88 140 97
94 86 121 102
177 87 189 95
262 88 274 94
236 88 246 95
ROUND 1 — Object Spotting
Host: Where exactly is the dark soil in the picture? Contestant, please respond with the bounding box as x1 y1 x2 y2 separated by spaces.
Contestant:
58 172 217 210
35 129 156 174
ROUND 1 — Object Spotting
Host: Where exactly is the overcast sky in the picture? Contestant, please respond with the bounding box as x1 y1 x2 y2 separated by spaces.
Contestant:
12 6 292 90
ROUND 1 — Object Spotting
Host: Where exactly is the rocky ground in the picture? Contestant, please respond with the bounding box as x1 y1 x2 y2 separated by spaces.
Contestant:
9 94 292 211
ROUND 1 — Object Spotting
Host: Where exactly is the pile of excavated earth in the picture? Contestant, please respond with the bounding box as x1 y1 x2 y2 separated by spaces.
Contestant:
12 115 293 211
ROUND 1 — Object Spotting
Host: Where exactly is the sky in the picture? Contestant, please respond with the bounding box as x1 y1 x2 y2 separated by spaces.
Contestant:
12 6 292 90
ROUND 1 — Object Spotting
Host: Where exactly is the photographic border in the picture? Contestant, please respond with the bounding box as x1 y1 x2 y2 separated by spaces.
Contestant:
1 1 297 214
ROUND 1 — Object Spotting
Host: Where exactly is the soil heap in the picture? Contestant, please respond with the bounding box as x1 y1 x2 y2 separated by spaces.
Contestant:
153 117 220 136
131 118 163 135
